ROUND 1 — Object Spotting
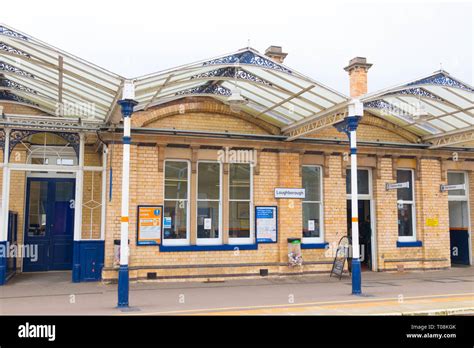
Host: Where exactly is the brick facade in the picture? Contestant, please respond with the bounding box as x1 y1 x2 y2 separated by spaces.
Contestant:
1 100 473 282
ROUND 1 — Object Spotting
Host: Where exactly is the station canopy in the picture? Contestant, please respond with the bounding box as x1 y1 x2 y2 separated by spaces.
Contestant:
0 24 123 122
361 71 474 148
132 47 349 127
0 23 472 149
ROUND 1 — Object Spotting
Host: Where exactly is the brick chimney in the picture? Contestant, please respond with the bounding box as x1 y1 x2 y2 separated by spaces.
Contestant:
264 46 288 63
344 57 372 97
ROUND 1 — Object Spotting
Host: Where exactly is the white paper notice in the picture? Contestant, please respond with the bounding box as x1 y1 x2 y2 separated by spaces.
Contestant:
204 218 212 230
308 220 315 232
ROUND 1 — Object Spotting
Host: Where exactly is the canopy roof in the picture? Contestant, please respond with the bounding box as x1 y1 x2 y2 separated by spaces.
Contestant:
132 47 349 127
361 71 474 148
0 24 124 121
0 23 472 149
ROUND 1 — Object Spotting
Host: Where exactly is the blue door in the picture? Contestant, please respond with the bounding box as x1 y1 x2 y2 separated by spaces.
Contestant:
23 178 75 272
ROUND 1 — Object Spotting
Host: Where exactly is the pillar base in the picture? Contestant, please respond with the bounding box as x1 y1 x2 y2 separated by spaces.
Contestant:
117 264 129 308
351 259 362 295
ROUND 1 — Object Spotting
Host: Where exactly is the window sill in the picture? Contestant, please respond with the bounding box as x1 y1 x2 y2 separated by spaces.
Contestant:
301 242 329 249
159 244 258 252
396 241 422 248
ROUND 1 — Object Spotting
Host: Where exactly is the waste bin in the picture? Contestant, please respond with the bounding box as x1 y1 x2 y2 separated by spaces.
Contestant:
287 238 303 267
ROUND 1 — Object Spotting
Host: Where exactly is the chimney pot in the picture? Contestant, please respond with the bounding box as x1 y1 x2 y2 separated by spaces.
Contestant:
265 45 288 63
344 57 372 97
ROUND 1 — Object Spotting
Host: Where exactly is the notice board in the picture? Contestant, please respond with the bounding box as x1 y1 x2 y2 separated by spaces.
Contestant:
255 206 278 243
137 205 162 245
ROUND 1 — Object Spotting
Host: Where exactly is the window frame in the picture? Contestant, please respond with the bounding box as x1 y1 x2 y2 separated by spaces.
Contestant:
447 171 468 201
196 160 223 246
301 165 324 244
163 159 191 246
397 168 417 242
447 171 470 231
228 163 254 245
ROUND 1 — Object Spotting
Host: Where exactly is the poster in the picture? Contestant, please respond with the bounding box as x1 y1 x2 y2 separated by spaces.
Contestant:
137 205 162 245
255 206 278 243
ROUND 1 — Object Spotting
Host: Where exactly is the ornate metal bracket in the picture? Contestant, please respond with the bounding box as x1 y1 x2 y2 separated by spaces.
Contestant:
334 116 362 139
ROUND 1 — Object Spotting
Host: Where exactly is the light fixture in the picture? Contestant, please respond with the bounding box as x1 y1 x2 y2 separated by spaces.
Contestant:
227 67 248 113
413 97 429 122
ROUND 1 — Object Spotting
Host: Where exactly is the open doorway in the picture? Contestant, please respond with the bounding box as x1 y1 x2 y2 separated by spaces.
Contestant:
346 168 375 271
347 200 372 271
447 172 471 266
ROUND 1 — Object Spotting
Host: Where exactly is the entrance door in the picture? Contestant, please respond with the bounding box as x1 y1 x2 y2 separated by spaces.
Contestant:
23 178 75 272
346 168 375 271
447 172 471 266
347 200 372 271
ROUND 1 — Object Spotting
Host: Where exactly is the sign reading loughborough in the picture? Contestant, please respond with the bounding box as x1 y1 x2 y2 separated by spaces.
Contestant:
274 188 305 199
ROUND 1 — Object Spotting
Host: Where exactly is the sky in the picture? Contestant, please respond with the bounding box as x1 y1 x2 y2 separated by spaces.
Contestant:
2 0 472 96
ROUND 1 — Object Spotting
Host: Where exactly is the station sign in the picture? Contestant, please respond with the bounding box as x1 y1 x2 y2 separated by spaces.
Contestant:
274 188 305 199
440 184 465 192
386 182 409 191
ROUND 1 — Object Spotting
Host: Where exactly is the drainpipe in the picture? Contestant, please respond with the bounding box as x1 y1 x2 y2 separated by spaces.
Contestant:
117 81 138 308
334 99 363 295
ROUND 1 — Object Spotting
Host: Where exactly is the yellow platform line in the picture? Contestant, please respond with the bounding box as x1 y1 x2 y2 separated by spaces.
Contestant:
201 295 474 315
123 292 474 316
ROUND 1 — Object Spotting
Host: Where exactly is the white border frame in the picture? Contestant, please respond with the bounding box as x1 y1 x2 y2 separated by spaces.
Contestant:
346 167 377 270
162 159 191 246
302 165 324 244
228 163 254 245
396 168 417 242
447 171 472 265
196 161 223 246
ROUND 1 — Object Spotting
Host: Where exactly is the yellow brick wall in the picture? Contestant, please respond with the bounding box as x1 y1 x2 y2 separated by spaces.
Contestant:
0 102 49 116
146 112 270 135
307 123 411 143
375 158 451 271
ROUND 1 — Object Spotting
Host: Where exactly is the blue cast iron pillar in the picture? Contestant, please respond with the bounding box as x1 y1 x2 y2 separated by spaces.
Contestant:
117 81 138 308
334 99 364 295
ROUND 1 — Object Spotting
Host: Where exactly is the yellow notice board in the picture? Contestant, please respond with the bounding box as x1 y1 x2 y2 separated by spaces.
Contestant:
137 205 162 245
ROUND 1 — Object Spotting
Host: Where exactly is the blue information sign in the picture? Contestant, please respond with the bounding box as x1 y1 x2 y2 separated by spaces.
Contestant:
255 206 278 243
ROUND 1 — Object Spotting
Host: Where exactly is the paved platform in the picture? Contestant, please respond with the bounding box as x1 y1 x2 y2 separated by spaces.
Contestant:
0 267 472 315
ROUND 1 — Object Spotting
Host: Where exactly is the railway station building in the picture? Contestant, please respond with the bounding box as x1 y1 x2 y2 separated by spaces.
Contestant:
0 25 472 284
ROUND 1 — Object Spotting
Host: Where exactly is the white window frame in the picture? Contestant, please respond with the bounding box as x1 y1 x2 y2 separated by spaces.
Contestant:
447 171 470 228
27 145 77 179
397 169 417 242
196 161 222 246
228 163 254 245
163 159 191 246
447 171 469 202
302 165 324 244
346 168 372 201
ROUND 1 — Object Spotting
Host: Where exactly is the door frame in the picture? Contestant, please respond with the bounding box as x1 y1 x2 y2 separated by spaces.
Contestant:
447 171 472 266
346 167 377 271
23 177 76 272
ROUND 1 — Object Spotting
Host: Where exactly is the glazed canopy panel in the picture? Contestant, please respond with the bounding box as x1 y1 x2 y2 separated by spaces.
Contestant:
0 23 472 149
0 24 123 121
362 72 474 148
132 48 349 127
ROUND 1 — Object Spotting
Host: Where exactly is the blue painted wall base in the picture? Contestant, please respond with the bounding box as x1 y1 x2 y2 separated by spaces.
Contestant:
0 241 6 286
351 259 362 295
117 265 129 308
72 241 105 283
